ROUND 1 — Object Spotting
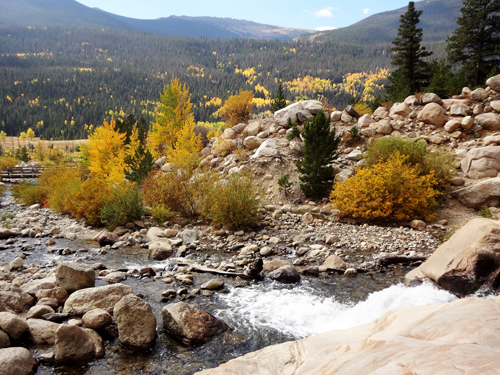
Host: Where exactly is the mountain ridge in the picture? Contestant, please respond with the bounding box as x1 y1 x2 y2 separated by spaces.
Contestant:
0 0 312 40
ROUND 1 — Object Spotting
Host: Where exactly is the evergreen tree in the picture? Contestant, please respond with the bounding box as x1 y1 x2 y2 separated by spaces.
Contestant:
296 110 340 197
271 83 287 113
446 0 500 88
387 1 432 100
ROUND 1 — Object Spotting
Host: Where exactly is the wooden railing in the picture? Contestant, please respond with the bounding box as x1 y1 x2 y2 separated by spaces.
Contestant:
0 161 78 180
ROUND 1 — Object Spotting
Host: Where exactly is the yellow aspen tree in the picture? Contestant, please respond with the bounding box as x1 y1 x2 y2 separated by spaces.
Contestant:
0 131 6 144
87 117 127 183
149 78 194 159
26 128 35 141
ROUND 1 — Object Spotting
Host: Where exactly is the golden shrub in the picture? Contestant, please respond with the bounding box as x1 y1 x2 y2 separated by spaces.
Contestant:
352 101 373 116
330 152 439 221
66 178 112 226
38 167 82 212
218 90 255 126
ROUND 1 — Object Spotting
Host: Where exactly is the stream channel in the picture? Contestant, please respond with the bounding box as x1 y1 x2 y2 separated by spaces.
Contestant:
0 232 461 375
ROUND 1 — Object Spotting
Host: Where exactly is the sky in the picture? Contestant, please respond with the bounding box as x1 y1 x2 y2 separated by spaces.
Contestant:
75 0 414 31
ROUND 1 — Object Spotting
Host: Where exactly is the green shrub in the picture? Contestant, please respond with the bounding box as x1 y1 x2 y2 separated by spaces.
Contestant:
277 175 293 195
201 172 263 229
479 207 493 219
12 181 45 206
150 204 172 225
364 136 455 188
101 184 145 230
286 118 300 141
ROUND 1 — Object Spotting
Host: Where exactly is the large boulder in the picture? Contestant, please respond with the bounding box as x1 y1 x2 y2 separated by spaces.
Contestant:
471 87 488 101
0 282 34 313
55 262 95 293
146 227 169 242
274 102 304 126
194 297 500 375
0 312 29 341
250 139 280 159
450 177 500 208
63 284 134 315
262 260 301 284
358 114 374 128
148 242 173 260
27 318 59 346
114 294 156 349
486 74 500 91
475 113 500 131
54 324 96 365
21 277 56 298
301 100 324 114
461 146 500 179
406 218 500 295
0 347 38 375
417 103 447 126
162 302 228 345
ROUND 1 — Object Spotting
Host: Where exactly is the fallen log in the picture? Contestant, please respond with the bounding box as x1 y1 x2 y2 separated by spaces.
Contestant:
176 262 253 279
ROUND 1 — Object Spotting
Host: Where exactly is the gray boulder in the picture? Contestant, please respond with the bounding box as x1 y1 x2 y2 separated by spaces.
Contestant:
114 294 156 349
461 146 500 179
250 139 280 159
55 262 95 293
475 113 500 131
181 229 199 245
262 260 301 284
451 177 500 208
486 74 500 91
162 302 227 345
0 347 38 375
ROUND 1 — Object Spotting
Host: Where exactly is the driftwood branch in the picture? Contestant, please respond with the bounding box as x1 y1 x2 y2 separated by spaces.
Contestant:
176 262 253 279
375 255 427 268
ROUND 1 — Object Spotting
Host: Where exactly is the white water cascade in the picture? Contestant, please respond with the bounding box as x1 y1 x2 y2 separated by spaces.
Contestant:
216 282 457 339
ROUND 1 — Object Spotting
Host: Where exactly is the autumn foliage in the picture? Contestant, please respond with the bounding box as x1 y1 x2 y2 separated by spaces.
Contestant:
218 90 254 127
330 152 439 221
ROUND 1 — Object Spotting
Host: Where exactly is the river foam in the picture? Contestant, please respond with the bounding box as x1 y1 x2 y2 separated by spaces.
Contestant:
216 282 457 339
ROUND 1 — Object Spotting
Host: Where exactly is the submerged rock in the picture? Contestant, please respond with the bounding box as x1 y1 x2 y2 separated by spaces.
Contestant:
162 302 228 344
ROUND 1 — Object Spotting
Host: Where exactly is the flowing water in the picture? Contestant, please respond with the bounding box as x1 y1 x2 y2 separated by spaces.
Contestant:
18 241 459 375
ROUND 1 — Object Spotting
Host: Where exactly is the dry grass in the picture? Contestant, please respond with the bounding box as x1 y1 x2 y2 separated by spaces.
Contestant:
1 137 88 151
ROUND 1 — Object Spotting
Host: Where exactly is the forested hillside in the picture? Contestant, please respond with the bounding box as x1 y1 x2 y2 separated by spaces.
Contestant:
298 0 461 45
0 26 393 140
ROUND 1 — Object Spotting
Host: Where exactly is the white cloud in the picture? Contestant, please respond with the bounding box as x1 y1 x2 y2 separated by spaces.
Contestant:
314 7 334 18
363 8 370 15
315 26 337 31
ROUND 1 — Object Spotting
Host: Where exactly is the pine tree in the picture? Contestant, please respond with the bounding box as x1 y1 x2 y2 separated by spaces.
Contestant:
446 0 500 88
296 110 340 197
271 83 287 113
387 1 432 100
